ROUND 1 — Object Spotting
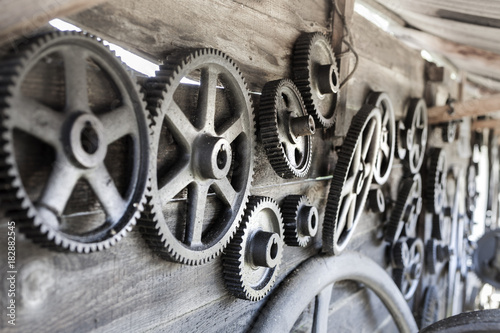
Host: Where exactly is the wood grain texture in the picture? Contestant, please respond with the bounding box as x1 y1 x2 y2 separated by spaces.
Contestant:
428 94 500 124
0 1 431 332
0 0 106 46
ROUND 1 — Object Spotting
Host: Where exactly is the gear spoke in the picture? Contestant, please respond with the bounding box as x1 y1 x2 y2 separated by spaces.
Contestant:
312 284 333 333
62 46 89 112
37 156 81 216
337 193 355 237
347 194 357 230
86 163 127 223
362 119 376 160
158 163 192 203
341 176 355 197
219 117 243 143
185 182 209 246
10 97 64 147
213 177 237 207
165 101 198 148
99 104 137 144
197 66 218 132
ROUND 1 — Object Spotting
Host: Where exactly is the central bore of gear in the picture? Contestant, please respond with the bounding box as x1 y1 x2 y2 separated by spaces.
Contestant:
66 113 107 169
194 135 232 179
81 121 99 154
250 230 281 268
317 64 339 95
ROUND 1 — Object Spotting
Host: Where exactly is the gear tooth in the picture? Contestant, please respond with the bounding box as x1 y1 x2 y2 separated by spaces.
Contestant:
385 177 418 243
425 239 437 275
425 148 446 214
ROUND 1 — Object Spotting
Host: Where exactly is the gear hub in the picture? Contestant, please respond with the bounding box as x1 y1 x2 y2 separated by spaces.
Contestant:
281 195 319 247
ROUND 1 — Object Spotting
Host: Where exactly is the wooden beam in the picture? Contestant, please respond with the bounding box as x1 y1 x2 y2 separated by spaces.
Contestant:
0 0 106 46
428 94 500 124
471 119 500 132
332 0 355 137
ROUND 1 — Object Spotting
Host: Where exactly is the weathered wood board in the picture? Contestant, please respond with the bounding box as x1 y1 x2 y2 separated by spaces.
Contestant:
0 0 472 332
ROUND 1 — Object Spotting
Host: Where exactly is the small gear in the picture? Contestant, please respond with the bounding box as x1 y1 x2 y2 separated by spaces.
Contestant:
425 148 447 214
402 98 428 174
426 238 438 275
392 237 424 300
323 104 382 254
391 238 410 268
0 32 150 253
385 173 422 243
368 187 386 213
281 195 319 247
222 196 284 301
259 79 314 178
140 48 255 265
466 162 478 219
442 121 457 143
436 244 451 262
419 286 440 328
293 32 339 128
365 92 396 185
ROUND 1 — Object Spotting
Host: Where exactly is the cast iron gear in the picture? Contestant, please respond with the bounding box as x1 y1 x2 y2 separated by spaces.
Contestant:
323 104 382 254
365 91 396 185
436 244 451 263
442 121 457 143
432 210 445 240
281 194 319 247
392 237 424 300
140 48 255 265
222 196 284 301
259 79 314 178
0 31 150 253
384 173 422 243
419 286 440 329
391 238 410 268
293 32 339 128
425 148 447 214
368 187 386 213
402 98 428 174
426 238 438 275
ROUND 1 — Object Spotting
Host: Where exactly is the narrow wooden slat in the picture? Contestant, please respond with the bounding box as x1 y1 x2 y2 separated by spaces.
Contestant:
428 94 500 124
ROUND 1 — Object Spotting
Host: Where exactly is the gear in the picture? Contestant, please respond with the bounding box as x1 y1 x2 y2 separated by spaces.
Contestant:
140 48 255 265
426 238 438 275
391 238 410 268
281 195 319 247
365 92 396 185
385 173 422 243
436 244 451 263
222 196 284 301
368 187 385 213
442 121 457 143
0 31 149 253
259 79 314 178
425 148 447 214
402 98 428 174
323 104 381 254
392 237 424 300
432 210 445 240
293 32 339 128
466 162 478 219
419 286 440 329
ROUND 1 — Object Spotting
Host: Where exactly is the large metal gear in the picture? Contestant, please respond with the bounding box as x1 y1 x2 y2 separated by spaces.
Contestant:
0 32 149 253
293 32 339 128
392 237 424 300
251 253 418 333
426 238 439 275
222 196 284 301
402 98 428 174
384 173 423 243
259 79 315 178
365 91 396 185
140 48 255 265
323 105 382 254
425 148 447 214
281 194 318 247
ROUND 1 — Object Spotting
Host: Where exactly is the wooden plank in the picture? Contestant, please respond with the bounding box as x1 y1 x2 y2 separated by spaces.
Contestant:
471 119 500 132
428 94 500 124
0 0 106 46
332 0 355 137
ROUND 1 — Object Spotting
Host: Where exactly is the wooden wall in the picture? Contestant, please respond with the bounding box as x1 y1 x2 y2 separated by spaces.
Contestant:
0 0 462 332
